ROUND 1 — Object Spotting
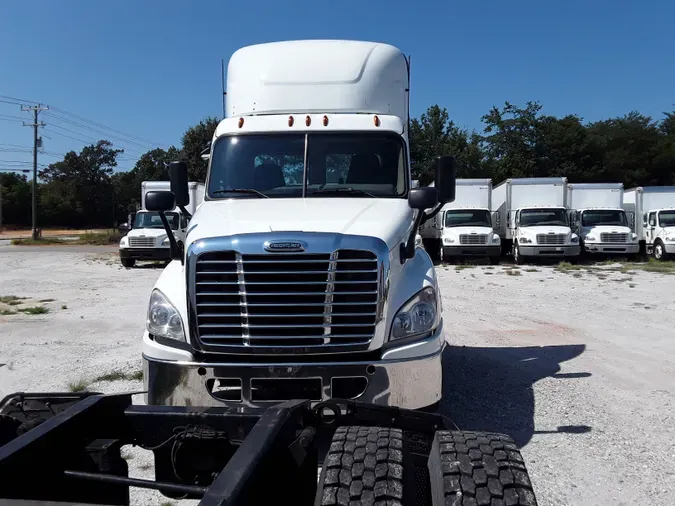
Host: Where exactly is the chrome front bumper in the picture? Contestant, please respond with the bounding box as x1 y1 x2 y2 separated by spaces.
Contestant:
519 244 580 257
144 336 445 410
583 242 639 254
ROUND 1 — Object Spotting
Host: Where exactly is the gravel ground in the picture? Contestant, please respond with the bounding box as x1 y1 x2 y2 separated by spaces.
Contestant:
1 245 674 505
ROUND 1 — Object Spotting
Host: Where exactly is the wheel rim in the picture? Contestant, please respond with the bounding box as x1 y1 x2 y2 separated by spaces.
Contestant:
439 243 444 262
514 244 519 262
655 244 663 259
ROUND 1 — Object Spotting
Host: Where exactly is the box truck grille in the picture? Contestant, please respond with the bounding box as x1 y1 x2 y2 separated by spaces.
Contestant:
194 250 379 352
600 233 628 243
459 234 488 245
128 237 155 248
536 234 566 245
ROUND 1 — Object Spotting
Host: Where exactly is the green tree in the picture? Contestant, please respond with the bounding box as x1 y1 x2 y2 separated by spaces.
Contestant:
180 117 219 182
0 172 31 228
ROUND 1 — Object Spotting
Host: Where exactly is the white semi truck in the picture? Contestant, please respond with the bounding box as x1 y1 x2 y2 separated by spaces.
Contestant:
567 183 639 257
492 177 580 264
419 179 500 263
119 180 204 267
623 186 675 260
140 40 456 411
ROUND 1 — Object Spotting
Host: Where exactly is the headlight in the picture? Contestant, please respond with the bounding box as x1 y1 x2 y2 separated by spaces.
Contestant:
631 233 638 241
519 237 532 244
666 236 675 242
390 287 439 341
491 235 501 243
120 237 128 247
570 235 579 244
443 237 454 244
147 289 185 341
161 237 170 246
584 235 595 242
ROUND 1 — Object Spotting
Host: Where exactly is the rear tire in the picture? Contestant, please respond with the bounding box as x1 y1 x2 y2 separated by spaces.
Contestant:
121 258 135 268
428 430 538 506
315 426 413 506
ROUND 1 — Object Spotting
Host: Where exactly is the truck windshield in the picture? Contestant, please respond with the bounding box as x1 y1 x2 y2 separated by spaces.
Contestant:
520 209 568 227
581 210 627 227
445 210 492 228
207 133 406 199
133 212 180 230
659 210 675 227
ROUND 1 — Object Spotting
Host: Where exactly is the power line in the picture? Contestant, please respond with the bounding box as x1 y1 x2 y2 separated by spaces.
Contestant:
0 93 37 105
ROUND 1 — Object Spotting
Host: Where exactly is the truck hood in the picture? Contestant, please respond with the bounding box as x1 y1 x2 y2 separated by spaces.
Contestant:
187 198 415 251
518 225 571 236
442 226 494 237
126 228 168 239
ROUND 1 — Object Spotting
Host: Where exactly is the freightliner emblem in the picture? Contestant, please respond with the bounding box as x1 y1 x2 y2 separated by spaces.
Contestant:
264 240 306 252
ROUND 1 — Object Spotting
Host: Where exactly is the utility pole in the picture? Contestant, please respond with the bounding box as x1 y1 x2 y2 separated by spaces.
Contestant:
21 104 48 240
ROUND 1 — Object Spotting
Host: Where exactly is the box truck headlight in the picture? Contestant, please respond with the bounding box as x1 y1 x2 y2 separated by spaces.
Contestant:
519 237 532 244
390 287 439 341
570 234 579 244
161 236 170 246
120 237 128 247
584 235 596 242
443 237 454 244
147 289 185 342
631 233 639 241
491 235 501 244
666 236 675 242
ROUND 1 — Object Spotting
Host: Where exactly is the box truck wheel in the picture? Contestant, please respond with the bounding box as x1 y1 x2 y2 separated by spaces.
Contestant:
315 426 414 506
513 243 526 265
653 240 667 261
121 258 135 268
427 430 538 506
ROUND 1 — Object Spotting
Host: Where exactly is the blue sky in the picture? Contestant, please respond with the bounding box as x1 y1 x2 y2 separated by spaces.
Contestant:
1 0 673 173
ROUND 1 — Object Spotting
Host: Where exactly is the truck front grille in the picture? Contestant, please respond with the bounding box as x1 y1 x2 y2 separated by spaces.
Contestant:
600 233 628 243
193 250 379 353
536 234 566 245
459 234 488 245
129 237 155 248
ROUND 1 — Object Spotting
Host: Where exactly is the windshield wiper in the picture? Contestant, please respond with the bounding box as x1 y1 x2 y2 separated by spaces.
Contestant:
212 188 269 199
311 187 376 197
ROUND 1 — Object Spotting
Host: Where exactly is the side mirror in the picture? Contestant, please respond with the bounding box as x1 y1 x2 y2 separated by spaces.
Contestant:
434 156 456 204
170 161 190 207
146 191 176 212
200 141 212 161
408 187 439 210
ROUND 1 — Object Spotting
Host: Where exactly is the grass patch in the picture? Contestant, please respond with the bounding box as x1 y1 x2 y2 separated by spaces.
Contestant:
454 264 475 271
484 272 494 275
484 266 495 270
68 379 90 392
505 269 522 276
629 283 637 288
638 259 675 274
61 304 68 310
572 272 583 278
38 298 55 303
11 230 122 246
0 309 17 315
524 268 539 272
555 261 583 272
18 306 49 315
0 295 27 304
93 369 144 383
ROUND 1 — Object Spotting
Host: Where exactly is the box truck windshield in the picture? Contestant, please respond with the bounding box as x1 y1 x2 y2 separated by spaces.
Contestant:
581 210 627 227
133 211 180 230
207 133 406 199
660 210 675 227
444 209 491 228
520 208 568 227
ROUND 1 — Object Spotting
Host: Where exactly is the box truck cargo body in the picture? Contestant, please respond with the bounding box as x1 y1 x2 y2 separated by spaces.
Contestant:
567 183 638 255
419 179 500 262
623 186 675 260
140 39 457 411
119 181 205 267
492 177 579 263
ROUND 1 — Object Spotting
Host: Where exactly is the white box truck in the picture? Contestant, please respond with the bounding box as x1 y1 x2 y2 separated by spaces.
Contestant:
492 177 580 264
419 179 500 263
140 40 457 411
623 186 675 260
567 183 639 256
119 180 204 267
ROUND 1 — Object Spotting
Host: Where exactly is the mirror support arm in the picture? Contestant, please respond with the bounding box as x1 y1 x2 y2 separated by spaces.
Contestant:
401 210 427 264
177 205 192 220
158 212 182 264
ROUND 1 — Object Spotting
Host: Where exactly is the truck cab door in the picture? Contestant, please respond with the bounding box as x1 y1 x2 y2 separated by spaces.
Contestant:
647 212 657 244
